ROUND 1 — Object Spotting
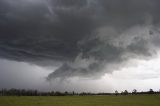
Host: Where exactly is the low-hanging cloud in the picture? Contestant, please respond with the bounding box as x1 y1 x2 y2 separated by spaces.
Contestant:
0 0 160 80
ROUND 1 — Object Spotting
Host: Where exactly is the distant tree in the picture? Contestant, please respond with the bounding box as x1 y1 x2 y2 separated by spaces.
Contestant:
132 89 137 95
121 91 123 95
72 91 75 95
50 91 54 96
115 90 119 96
65 91 68 95
123 90 128 95
149 89 154 94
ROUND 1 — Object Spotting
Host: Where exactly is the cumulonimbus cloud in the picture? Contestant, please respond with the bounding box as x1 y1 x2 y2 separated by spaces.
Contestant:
0 0 160 80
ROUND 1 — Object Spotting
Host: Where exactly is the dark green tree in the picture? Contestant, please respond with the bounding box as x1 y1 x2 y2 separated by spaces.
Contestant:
115 90 119 96
132 89 137 95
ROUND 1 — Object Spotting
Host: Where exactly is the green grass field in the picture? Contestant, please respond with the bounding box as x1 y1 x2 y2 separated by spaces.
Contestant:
0 95 160 106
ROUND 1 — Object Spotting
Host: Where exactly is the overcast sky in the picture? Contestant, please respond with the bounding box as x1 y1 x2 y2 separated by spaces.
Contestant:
0 0 160 92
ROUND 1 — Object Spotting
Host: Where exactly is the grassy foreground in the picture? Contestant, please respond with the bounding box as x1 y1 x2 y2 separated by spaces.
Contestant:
0 95 160 106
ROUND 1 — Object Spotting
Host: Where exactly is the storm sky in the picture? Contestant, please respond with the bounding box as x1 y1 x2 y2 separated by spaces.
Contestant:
0 0 160 92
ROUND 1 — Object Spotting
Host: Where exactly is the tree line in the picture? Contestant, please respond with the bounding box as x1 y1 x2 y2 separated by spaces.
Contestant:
115 89 160 96
0 88 160 96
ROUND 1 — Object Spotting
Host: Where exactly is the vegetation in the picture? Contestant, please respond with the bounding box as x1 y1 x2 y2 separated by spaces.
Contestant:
0 95 160 106
0 88 160 106
0 88 160 96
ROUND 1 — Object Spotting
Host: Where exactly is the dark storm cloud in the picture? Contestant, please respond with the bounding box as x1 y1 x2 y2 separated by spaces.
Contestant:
0 0 160 80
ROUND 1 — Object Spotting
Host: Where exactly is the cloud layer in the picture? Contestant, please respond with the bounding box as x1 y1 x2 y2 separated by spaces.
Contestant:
0 0 160 80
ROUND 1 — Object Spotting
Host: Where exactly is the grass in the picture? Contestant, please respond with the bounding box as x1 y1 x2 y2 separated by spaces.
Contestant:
0 95 160 106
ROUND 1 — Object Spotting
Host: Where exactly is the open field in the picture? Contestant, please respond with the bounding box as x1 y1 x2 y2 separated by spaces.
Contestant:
0 95 160 106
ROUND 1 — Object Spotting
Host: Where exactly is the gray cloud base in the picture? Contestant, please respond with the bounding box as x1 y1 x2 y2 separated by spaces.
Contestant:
0 0 160 80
